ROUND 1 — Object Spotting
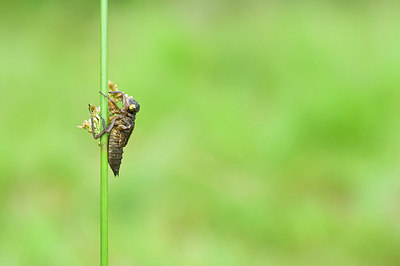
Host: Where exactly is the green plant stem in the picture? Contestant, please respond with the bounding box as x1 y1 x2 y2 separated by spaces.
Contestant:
100 0 108 265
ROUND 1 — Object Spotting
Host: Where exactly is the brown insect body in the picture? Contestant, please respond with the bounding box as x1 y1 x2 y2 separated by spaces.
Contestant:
108 112 136 176
89 90 140 176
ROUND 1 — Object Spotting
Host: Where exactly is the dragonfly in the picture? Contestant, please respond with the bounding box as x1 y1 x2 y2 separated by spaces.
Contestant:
89 90 140 176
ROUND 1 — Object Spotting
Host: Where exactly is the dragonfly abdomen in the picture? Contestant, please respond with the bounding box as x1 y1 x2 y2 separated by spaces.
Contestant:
108 128 123 176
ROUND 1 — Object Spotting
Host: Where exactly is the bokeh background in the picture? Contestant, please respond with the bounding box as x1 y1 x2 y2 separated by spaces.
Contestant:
1 0 400 265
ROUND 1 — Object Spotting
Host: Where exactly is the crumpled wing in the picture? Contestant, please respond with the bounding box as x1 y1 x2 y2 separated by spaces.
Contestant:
119 126 134 147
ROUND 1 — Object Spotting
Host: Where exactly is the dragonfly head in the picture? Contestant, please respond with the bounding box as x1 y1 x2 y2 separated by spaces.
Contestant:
127 97 140 114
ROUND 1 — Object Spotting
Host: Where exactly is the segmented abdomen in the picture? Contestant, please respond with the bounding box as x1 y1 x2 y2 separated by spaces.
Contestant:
108 128 123 176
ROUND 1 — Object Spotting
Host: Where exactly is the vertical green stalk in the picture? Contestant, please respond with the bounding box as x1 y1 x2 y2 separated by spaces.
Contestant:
100 0 108 265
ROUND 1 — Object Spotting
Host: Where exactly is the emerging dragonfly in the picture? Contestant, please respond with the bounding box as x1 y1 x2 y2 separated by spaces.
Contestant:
88 90 140 176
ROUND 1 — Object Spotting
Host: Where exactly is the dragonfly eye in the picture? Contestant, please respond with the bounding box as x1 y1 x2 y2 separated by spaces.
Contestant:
128 103 140 113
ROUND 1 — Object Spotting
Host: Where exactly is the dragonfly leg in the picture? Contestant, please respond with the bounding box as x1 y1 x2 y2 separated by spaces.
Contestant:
108 91 126 106
99 91 122 112
105 116 120 133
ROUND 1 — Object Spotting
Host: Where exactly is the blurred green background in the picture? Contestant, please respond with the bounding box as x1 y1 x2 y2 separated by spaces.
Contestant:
1 0 400 265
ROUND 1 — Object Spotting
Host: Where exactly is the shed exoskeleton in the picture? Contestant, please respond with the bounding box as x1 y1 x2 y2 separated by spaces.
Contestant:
89 90 140 176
